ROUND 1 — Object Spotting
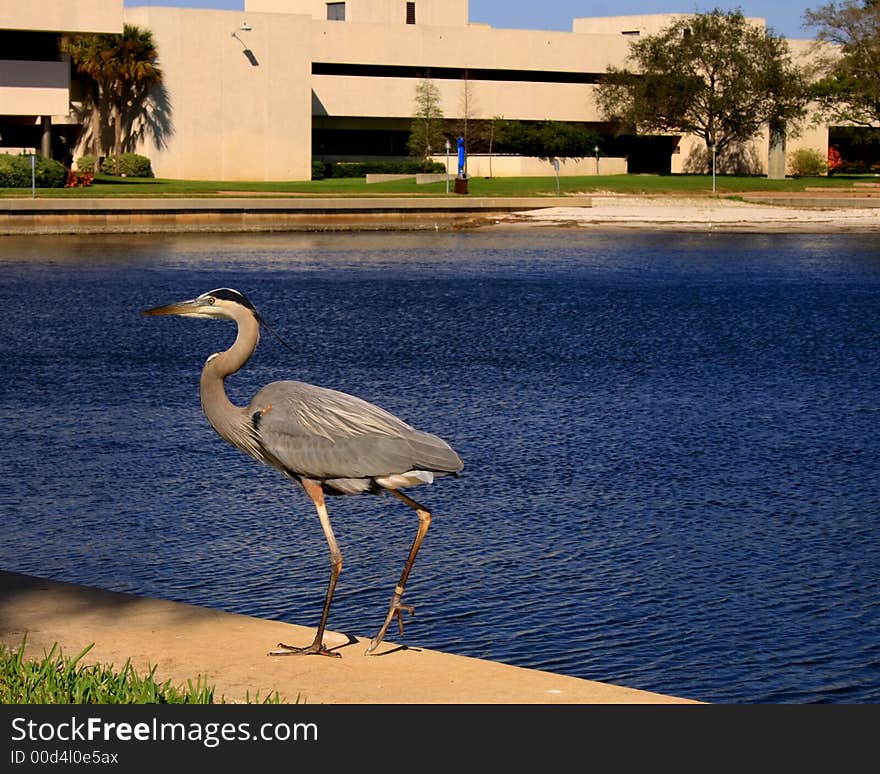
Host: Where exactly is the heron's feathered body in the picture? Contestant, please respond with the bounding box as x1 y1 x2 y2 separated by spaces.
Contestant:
144 287 463 657
250 380 463 495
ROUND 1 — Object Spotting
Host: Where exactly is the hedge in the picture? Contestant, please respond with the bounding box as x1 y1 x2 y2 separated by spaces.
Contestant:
99 153 154 178
316 160 445 179
75 155 98 174
788 148 827 178
0 154 67 188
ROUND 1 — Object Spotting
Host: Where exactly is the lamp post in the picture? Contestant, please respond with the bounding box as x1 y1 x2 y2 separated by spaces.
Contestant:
712 140 717 193
445 138 451 194
594 144 600 175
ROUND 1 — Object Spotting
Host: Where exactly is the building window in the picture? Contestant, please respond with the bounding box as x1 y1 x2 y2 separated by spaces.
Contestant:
621 30 640 37
406 2 416 24
327 2 345 21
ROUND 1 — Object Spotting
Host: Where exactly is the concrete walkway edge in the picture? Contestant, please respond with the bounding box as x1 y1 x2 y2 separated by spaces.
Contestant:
0 195 592 235
0 571 697 704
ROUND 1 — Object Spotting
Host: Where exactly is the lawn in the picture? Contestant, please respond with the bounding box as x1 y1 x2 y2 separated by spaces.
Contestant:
1 172 876 199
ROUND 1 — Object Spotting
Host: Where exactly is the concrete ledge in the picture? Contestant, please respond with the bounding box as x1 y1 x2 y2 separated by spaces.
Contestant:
0 571 695 704
0 196 592 234
365 174 414 184
0 195 592 213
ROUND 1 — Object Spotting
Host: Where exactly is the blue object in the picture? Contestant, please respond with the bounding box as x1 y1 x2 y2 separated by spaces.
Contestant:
457 136 465 176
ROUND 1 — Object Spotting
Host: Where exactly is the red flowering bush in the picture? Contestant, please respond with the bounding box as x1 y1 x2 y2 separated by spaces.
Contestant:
827 146 843 175
65 170 95 187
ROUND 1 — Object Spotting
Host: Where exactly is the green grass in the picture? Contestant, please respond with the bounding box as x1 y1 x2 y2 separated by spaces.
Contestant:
1 172 876 199
0 636 282 704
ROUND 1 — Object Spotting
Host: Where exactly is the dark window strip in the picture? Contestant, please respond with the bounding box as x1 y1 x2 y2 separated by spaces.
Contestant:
312 62 601 84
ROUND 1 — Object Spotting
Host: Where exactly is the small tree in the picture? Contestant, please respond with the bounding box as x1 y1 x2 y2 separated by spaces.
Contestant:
805 1 880 128
408 76 446 159
597 9 810 171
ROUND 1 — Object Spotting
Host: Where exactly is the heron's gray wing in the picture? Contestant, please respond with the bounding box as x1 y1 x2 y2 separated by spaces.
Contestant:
249 381 463 480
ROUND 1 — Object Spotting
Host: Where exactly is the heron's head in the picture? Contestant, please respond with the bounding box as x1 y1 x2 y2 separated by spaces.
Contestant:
143 288 260 322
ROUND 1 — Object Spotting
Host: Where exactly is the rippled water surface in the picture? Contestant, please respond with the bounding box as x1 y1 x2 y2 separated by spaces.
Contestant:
1 229 879 703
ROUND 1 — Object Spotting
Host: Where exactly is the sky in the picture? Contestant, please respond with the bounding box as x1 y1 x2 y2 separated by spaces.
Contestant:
124 1 825 40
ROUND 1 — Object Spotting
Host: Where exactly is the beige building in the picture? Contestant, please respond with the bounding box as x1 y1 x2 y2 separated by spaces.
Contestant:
2 0 829 180
0 0 124 159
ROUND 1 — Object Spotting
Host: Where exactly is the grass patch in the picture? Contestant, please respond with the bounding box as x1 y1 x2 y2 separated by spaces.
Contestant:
1 172 876 199
0 636 282 704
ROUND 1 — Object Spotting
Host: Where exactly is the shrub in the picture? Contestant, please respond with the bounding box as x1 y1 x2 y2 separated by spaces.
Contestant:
0 155 30 187
34 156 68 188
788 148 827 178
0 153 66 188
102 153 154 178
76 155 98 174
312 160 327 180
325 160 445 178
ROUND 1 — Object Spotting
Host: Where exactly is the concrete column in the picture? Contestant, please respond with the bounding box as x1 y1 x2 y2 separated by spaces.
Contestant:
41 116 52 159
767 123 786 179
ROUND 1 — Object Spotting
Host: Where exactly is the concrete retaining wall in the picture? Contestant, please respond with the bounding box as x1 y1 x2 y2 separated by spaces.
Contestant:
430 154 628 177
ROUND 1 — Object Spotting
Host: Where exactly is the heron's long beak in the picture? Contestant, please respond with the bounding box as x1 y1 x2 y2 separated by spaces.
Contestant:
142 298 202 317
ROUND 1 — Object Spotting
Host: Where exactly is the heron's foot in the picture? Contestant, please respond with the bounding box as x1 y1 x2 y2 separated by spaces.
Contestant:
365 597 415 655
268 641 341 658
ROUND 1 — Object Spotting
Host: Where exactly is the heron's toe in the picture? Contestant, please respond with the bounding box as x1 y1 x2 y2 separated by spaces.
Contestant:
268 641 341 658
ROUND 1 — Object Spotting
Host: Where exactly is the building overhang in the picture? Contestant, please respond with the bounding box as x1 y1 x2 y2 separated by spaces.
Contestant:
0 0 124 34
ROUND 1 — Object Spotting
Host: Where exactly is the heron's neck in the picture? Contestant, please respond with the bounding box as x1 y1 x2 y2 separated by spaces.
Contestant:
200 312 259 449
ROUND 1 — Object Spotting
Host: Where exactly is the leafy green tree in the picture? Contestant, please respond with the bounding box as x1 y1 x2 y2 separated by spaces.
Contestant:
408 76 446 159
597 9 809 169
64 25 163 175
805 1 880 127
494 120 600 160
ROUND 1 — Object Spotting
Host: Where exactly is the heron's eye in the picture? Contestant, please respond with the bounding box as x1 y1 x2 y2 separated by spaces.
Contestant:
206 297 215 305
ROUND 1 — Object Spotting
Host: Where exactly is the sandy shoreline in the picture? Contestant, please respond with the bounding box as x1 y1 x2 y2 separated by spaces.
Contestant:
498 194 880 232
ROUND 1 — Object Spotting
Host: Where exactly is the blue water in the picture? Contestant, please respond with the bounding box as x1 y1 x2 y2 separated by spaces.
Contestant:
1 229 878 704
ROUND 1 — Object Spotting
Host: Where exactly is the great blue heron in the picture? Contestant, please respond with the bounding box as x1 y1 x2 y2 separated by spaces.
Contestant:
144 288 463 657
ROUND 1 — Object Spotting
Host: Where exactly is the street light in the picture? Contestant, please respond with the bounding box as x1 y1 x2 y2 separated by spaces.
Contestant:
231 22 253 44
594 144 600 174
231 22 258 66
445 138 451 194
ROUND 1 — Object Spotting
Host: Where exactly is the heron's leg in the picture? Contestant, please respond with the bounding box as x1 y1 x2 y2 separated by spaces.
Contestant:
366 489 432 655
269 479 342 658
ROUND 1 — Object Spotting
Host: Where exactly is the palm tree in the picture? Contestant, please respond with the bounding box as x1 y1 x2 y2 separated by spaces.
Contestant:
64 25 163 175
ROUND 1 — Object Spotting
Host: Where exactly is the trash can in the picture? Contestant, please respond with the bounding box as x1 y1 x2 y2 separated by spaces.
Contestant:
454 176 468 195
